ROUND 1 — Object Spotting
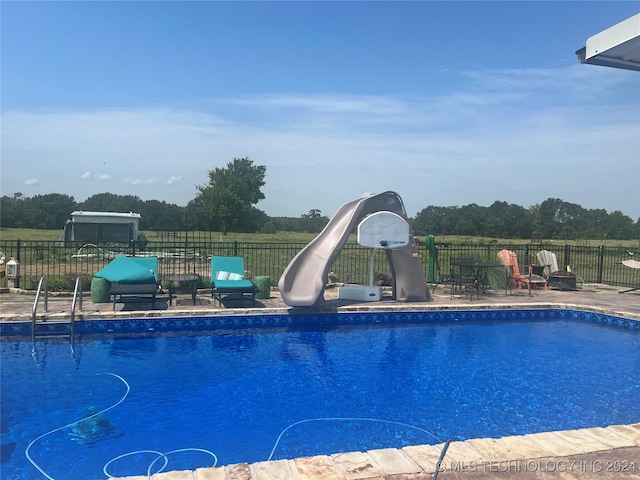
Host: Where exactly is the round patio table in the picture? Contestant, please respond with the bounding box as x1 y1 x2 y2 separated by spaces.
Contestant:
166 274 201 305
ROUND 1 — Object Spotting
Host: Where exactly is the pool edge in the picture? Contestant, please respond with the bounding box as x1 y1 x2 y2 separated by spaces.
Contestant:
109 422 640 479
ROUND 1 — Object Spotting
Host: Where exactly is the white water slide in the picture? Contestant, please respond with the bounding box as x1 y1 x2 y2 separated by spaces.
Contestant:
278 191 431 307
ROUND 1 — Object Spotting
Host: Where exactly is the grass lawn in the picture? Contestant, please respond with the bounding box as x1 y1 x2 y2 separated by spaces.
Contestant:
1 227 637 248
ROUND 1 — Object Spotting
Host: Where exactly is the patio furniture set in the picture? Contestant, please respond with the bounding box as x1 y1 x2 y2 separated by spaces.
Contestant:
95 255 262 310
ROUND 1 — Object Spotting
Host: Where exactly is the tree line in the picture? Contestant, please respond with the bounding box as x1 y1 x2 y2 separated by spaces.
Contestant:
1 157 638 240
412 199 638 240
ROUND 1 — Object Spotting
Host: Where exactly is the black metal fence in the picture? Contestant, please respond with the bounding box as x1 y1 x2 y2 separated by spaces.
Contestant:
0 239 638 291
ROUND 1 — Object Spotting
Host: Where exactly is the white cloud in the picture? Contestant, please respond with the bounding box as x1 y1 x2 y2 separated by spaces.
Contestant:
24 178 40 186
123 176 181 186
227 93 408 115
123 178 159 186
81 171 110 181
461 64 633 97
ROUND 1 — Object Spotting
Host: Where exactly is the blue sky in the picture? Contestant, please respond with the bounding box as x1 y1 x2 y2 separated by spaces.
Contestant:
2 1 639 221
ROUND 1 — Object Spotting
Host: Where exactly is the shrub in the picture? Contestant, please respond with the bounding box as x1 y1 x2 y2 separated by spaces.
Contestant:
47 276 65 291
136 232 149 251
60 272 91 292
374 272 392 286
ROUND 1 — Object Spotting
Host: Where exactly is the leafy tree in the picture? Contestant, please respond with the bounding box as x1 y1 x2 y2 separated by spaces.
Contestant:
0 193 25 228
536 198 635 240
77 193 144 214
184 196 209 231
504 203 533 238
604 210 636 240
456 203 488 236
138 200 184 231
556 201 585 239
28 193 77 229
193 157 266 234
249 207 271 232
412 205 458 236
538 198 564 238
0 193 76 229
301 209 328 233
529 203 541 234
485 201 510 238
485 201 531 238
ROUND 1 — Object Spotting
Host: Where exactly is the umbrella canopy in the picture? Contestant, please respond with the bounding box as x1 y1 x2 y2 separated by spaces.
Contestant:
95 254 158 284
622 259 640 269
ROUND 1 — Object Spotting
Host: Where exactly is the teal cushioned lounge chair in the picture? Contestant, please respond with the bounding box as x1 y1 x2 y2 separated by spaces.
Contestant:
210 256 257 307
95 254 160 310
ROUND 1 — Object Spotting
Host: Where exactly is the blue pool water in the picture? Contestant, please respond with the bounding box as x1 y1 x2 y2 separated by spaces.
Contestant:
1 310 639 479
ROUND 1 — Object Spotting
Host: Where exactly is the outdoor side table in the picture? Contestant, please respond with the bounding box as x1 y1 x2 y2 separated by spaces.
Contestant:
166 274 201 306
548 272 577 291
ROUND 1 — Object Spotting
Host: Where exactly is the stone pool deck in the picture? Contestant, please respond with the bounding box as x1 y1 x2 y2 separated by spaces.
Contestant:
1 281 639 322
1 283 639 479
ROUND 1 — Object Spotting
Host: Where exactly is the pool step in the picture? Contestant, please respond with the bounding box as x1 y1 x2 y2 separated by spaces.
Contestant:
32 319 74 338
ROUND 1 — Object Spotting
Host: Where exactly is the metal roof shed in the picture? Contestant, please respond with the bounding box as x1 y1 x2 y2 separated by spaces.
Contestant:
576 13 640 71
66 211 141 243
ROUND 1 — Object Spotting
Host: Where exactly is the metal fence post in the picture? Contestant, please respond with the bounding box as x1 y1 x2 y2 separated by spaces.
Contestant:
184 234 189 273
16 239 21 288
597 245 604 284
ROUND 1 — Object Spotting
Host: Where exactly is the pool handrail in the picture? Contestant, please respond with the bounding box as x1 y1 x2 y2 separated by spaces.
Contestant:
31 276 48 345
70 275 82 344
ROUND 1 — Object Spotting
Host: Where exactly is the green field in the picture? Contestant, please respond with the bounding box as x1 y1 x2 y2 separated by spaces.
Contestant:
0 228 322 243
1 227 637 248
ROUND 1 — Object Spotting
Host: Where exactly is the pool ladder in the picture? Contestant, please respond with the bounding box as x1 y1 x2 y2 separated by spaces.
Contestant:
31 275 82 349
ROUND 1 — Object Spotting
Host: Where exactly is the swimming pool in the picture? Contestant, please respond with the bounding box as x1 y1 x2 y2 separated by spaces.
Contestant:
1 309 639 479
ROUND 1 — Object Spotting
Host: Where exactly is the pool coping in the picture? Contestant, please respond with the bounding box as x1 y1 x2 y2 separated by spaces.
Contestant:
3 303 639 340
2 300 640 323
107 423 640 480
